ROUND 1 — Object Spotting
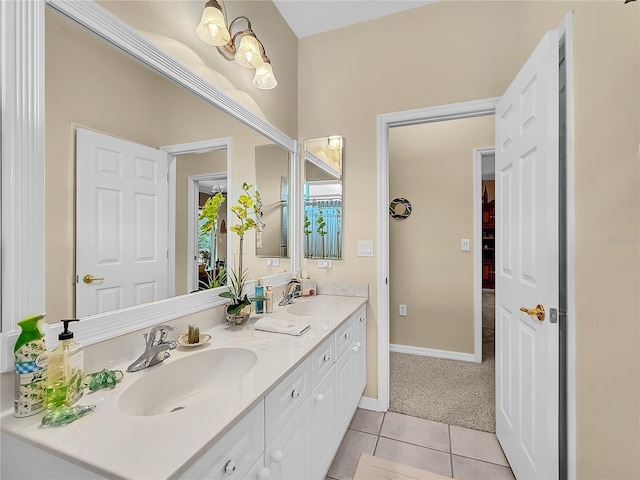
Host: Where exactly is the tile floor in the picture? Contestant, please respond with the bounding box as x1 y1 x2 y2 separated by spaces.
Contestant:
327 409 515 480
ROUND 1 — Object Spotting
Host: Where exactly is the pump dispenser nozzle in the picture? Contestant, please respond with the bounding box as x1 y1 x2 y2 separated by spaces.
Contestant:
59 319 79 340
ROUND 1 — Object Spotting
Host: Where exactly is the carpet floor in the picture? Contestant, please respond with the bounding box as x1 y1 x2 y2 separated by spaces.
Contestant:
389 327 496 433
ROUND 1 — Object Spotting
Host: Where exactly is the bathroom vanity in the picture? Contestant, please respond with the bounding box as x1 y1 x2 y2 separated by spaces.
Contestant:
1 295 367 480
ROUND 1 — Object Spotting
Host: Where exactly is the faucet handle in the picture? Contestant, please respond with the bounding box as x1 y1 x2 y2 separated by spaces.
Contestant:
149 324 176 345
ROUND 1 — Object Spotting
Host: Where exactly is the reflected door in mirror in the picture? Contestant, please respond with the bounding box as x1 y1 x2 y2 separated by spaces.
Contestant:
76 129 169 317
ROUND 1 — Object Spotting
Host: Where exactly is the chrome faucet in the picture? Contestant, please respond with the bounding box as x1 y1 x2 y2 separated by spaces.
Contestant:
127 325 178 372
278 279 301 306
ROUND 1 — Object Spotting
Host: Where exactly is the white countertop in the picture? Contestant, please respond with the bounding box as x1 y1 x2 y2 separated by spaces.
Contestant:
0 295 367 480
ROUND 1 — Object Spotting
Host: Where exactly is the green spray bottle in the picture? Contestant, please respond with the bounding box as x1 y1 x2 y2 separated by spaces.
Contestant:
14 313 48 417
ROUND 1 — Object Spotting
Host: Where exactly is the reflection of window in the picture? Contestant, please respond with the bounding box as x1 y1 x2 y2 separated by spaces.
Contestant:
304 181 342 259
197 212 211 257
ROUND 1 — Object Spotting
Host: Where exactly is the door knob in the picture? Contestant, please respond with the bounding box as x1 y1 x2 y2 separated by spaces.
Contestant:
83 274 105 284
520 304 545 321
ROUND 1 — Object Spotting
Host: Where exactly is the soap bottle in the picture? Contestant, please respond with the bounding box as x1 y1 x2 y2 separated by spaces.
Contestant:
46 319 84 408
265 285 273 313
14 313 48 417
255 280 264 314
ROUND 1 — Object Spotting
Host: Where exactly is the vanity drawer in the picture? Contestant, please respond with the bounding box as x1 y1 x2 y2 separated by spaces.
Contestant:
353 306 367 334
335 318 354 358
179 401 264 480
265 356 312 444
311 333 335 384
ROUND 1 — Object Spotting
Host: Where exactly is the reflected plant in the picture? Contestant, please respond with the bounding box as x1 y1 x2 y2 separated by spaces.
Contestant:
303 214 311 257
316 209 327 258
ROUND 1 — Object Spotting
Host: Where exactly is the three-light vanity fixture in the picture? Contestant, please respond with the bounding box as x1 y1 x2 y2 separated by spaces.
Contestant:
196 0 278 89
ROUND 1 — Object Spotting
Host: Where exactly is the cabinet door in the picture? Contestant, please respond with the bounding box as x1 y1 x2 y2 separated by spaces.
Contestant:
312 365 337 479
265 396 312 480
353 328 367 404
180 402 264 480
335 346 353 437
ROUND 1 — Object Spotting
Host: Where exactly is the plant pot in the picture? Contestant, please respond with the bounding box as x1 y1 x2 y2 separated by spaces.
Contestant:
225 304 250 326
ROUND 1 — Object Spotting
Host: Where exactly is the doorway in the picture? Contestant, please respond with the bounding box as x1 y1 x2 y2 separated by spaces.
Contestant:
377 16 574 478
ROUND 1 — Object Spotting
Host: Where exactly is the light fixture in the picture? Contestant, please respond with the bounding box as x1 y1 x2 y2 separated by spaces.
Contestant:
328 135 343 151
196 0 230 46
196 1 277 89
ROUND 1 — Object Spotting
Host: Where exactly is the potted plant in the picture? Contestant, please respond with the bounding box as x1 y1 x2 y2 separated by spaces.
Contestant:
220 182 264 325
198 191 225 289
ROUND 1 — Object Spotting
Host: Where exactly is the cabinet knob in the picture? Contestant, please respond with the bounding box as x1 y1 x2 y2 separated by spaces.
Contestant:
271 449 284 463
258 467 271 480
315 393 325 402
224 460 237 475
291 389 300 399
360 317 365 323
323 354 331 362
344 332 351 339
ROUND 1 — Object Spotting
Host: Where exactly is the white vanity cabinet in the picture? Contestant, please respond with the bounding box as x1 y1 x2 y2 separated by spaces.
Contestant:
0 302 367 480
179 400 265 480
263 304 367 480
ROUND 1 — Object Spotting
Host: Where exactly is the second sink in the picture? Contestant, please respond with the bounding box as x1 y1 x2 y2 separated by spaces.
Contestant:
286 298 339 316
117 347 257 416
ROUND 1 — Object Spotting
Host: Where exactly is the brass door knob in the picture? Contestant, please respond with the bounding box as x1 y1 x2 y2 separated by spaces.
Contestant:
83 274 105 284
520 304 545 321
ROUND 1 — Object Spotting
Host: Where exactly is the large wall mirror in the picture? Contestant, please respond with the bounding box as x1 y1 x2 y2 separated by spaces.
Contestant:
303 136 344 260
0 0 297 368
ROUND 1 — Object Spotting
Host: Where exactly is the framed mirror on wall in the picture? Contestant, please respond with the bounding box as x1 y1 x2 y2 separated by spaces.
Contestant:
0 0 298 370
303 136 344 260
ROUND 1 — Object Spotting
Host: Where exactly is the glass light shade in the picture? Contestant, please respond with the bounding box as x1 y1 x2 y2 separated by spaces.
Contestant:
234 34 264 68
252 62 278 89
328 135 343 150
196 6 230 46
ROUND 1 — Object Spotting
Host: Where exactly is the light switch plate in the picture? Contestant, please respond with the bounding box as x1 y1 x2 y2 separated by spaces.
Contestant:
318 260 333 269
266 258 280 267
461 239 470 252
357 240 374 257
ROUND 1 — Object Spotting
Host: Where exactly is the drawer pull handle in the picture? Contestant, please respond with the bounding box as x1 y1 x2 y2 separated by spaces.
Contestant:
271 449 284 463
291 389 300 399
225 460 237 475
344 332 351 339
315 393 325 402
323 354 331 362
258 467 272 480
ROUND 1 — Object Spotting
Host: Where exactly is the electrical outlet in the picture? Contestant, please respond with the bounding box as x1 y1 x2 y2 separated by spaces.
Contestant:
318 260 333 269
461 239 470 252
399 304 407 316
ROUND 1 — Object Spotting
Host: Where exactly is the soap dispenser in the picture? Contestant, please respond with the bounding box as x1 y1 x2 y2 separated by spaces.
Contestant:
46 319 84 408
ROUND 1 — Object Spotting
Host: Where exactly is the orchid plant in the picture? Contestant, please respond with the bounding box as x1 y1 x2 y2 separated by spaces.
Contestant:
219 182 264 316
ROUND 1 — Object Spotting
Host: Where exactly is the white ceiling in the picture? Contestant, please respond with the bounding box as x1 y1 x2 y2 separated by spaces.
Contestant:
271 0 437 38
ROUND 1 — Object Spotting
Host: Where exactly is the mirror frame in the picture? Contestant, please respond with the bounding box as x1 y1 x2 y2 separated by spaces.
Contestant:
0 0 300 371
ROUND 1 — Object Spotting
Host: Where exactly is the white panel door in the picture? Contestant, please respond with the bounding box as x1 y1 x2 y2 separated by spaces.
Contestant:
76 129 169 317
495 30 559 479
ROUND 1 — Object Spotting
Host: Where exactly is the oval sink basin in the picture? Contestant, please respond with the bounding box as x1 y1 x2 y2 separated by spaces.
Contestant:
286 298 339 316
117 347 257 416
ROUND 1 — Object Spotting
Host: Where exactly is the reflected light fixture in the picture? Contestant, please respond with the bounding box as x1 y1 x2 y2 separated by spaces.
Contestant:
328 135 343 151
196 0 277 89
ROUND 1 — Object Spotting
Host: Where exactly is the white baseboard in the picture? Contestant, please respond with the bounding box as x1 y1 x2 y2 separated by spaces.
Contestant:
357 396 382 412
390 343 477 363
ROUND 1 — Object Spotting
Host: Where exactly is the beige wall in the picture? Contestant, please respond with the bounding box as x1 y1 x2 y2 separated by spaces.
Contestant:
389 116 494 353
45 9 292 321
299 1 639 477
175 150 227 296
